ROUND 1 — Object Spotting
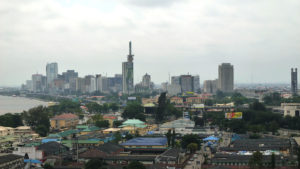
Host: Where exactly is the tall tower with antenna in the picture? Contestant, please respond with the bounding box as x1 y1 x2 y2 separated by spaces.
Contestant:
122 41 134 94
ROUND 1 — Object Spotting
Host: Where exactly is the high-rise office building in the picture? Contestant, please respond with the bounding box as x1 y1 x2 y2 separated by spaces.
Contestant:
84 75 96 93
203 79 218 94
32 74 43 93
62 70 78 83
142 73 151 88
171 76 180 86
180 75 194 93
122 41 134 94
291 68 298 95
46 62 58 87
218 63 234 92
193 75 200 93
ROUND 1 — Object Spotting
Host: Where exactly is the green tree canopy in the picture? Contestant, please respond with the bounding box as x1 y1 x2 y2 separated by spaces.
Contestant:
181 134 201 149
249 151 263 169
156 92 167 123
125 161 146 169
0 113 23 128
85 159 106 169
187 143 198 153
23 106 50 136
122 102 144 120
95 120 109 128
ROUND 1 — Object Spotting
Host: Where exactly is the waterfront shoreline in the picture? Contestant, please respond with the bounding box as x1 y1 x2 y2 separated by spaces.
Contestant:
0 95 48 115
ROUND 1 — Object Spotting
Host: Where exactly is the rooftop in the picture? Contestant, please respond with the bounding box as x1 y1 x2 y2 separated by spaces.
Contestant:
121 137 167 146
51 113 79 120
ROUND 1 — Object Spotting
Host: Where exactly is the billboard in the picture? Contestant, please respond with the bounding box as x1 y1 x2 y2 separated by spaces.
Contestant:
225 112 243 119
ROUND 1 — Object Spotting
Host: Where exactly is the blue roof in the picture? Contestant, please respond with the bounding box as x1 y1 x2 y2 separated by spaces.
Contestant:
24 159 42 164
42 138 60 143
121 137 167 146
203 136 219 141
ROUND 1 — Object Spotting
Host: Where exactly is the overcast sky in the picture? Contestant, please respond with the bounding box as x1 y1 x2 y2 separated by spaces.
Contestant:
0 0 299 87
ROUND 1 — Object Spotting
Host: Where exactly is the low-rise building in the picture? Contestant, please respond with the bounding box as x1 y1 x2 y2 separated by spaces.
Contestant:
103 115 117 127
14 126 32 135
50 113 79 130
170 97 183 105
79 142 124 159
13 146 43 160
281 103 300 117
0 154 24 169
121 137 168 154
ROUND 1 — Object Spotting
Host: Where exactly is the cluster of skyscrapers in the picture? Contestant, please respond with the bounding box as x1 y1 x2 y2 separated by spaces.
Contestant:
22 42 154 95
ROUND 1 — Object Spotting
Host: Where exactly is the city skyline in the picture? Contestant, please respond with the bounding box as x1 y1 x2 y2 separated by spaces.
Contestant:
1 0 300 86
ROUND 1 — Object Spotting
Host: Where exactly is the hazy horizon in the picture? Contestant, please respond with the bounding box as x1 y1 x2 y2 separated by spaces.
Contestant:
1 0 299 86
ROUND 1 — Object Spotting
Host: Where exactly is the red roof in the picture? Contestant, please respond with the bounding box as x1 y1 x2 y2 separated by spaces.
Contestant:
51 113 79 120
103 115 117 120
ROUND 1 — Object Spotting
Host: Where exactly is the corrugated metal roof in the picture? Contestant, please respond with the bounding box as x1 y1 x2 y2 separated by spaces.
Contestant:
121 137 167 146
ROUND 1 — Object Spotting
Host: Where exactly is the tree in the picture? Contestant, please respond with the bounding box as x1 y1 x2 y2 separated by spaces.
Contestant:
122 102 144 120
171 129 176 147
193 116 204 127
165 129 172 146
85 159 106 169
43 163 54 169
125 161 146 169
113 131 122 143
113 120 123 128
181 134 201 149
0 113 23 127
251 101 266 111
36 125 49 137
109 103 119 112
86 102 103 113
95 120 109 128
297 147 300 169
156 92 167 123
271 153 275 169
23 106 50 136
187 143 198 153
88 114 103 124
249 151 263 169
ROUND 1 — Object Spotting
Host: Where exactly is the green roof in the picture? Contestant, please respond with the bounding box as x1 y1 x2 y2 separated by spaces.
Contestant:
120 119 146 128
48 133 61 138
59 129 78 137
81 126 100 132
76 125 90 129
25 142 41 147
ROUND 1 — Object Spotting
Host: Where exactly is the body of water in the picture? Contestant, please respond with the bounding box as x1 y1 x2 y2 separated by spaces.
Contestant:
0 95 48 115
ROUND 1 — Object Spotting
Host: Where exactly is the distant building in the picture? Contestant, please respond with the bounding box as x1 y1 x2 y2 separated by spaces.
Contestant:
46 62 58 87
142 73 151 88
203 79 218 94
167 84 181 96
32 74 43 93
171 76 180 86
84 75 96 93
193 75 200 93
282 103 300 117
122 41 134 94
25 80 33 91
76 77 86 93
50 113 79 130
291 68 298 95
135 73 153 93
180 75 193 93
218 63 234 92
62 70 78 83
